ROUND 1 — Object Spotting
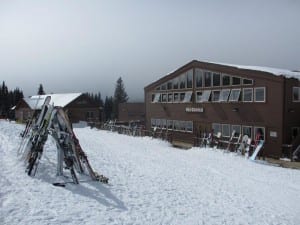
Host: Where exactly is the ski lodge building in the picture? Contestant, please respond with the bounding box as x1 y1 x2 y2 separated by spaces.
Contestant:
144 60 300 158
15 93 102 125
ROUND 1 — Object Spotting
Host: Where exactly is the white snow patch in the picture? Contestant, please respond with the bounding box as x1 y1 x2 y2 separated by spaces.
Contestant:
1 120 300 225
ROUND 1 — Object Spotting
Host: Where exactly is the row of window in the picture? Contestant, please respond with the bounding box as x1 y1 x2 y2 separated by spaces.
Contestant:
293 87 300 102
151 118 193 133
155 68 254 91
212 123 265 140
152 87 266 103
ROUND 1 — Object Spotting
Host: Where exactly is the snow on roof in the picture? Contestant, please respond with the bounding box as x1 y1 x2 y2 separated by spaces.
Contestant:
207 61 300 80
24 93 82 109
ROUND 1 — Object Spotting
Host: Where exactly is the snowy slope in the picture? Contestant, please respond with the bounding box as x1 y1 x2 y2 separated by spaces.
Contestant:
1 120 299 225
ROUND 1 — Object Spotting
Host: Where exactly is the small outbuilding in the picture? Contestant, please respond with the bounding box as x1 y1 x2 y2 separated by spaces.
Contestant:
15 93 102 125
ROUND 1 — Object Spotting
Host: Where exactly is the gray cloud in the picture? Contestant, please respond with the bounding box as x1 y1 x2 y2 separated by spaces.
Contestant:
0 0 299 101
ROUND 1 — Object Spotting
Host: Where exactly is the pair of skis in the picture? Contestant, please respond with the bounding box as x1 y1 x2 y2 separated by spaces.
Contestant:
20 96 108 186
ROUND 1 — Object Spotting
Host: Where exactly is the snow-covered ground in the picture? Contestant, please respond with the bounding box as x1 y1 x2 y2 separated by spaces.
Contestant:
1 120 299 225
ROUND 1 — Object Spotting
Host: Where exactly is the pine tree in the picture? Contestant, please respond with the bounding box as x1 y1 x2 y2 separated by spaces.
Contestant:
104 96 113 121
37 84 45 95
113 77 128 119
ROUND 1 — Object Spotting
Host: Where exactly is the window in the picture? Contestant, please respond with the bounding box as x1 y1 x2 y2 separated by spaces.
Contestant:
243 88 253 102
186 121 193 132
243 79 253 85
173 93 179 102
167 81 173 90
152 93 161 103
242 126 252 139
161 83 167 90
179 74 186 89
222 124 230 137
167 93 173 102
232 77 241 86
161 94 167 103
156 86 161 91
195 69 203 88
151 118 156 128
161 119 167 129
187 70 193 88
180 92 185 102
179 121 186 131
213 73 221 87
231 125 241 137
156 119 161 128
293 87 300 102
212 123 221 134
254 127 265 141
196 91 202 102
198 90 211 102
222 74 231 86
254 87 266 102
86 111 94 119
219 89 231 102
174 120 180 131
173 77 179 89
204 71 212 87
167 120 173 130
292 127 300 140
212 90 221 102
228 89 241 102
182 91 193 103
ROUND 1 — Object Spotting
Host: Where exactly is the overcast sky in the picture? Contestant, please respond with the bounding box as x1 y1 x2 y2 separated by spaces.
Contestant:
1 0 299 101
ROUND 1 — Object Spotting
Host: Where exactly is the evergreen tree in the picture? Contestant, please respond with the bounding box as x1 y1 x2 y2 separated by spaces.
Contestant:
113 77 128 119
104 96 113 121
37 84 45 95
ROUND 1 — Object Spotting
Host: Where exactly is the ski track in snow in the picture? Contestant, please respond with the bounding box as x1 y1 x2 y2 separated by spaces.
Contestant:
0 120 300 225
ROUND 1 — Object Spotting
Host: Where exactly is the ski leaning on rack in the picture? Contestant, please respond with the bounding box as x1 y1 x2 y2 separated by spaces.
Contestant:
20 95 108 185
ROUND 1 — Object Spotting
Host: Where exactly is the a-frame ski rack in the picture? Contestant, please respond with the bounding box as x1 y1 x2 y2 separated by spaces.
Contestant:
19 96 108 185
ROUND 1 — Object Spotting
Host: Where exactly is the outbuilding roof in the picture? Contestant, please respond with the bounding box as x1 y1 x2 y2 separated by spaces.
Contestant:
24 93 82 109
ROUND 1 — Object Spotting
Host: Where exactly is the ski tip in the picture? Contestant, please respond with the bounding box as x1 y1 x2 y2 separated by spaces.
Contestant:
52 182 66 187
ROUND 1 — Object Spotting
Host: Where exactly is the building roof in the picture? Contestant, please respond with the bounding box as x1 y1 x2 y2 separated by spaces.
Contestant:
207 61 300 80
24 93 82 109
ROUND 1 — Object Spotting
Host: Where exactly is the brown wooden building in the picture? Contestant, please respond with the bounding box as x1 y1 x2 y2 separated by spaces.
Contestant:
144 60 300 158
15 93 102 125
118 102 145 124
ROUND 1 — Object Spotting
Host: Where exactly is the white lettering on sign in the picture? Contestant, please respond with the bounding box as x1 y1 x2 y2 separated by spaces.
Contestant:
185 107 204 113
270 131 277 138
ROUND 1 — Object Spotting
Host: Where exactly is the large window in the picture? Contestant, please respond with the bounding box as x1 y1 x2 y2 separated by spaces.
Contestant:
243 78 253 85
167 120 173 130
219 89 231 102
182 91 193 103
173 93 179 102
243 88 253 102
197 90 211 102
180 92 185 102
195 69 203 88
231 125 241 137
212 123 221 134
186 121 193 132
161 83 167 90
161 119 167 129
293 87 300 102
212 90 221 102
152 93 161 103
222 74 231 86
213 73 221 87
173 77 179 89
187 70 193 88
232 77 241 86
167 81 172 90
179 74 186 89
204 71 212 87
228 89 241 102
254 87 266 102
242 126 252 139
222 124 230 137
161 94 167 103
167 93 173 102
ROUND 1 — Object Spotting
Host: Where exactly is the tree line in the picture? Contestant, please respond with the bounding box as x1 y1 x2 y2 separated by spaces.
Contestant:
0 77 128 121
0 81 24 118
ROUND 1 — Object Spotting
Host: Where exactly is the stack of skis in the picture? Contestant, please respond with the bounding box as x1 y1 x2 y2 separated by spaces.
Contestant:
18 96 108 186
